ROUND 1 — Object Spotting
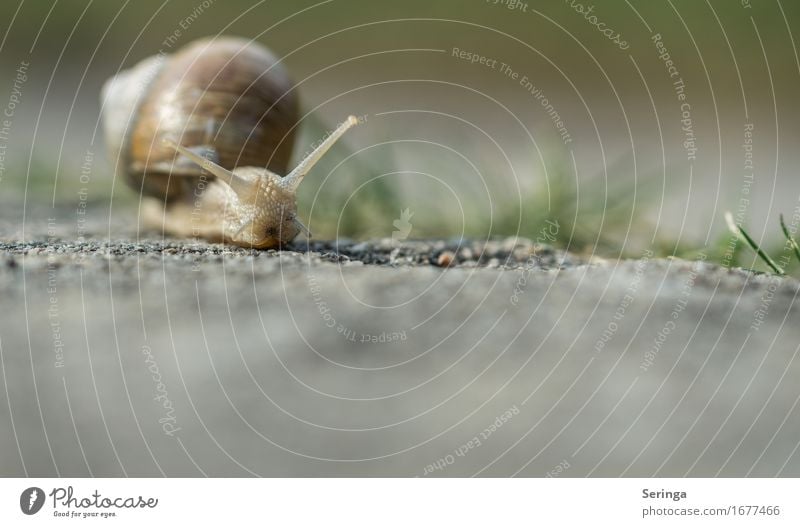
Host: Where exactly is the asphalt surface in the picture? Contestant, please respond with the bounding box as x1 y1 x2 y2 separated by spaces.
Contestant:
1 203 799 477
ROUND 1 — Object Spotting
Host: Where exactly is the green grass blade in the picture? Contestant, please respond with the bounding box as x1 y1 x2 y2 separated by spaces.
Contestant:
725 212 785 275
779 213 800 265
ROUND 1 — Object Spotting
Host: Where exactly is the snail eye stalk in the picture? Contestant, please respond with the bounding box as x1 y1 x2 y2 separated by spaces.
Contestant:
279 115 359 193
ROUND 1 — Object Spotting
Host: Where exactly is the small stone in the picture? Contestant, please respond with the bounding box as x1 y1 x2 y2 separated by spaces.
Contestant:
437 251 455 268
350 242 370 253
501 236 532 252
512 246 535 261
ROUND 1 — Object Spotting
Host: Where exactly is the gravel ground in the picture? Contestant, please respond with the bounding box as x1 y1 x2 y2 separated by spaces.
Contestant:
0 203 799 477
0 236 579 271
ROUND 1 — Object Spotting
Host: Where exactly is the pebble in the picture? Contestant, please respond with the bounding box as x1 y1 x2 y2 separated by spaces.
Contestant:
349 242 371 253
436 251 455 268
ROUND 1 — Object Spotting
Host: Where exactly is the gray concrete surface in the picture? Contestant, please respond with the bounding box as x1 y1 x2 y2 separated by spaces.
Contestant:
0 205 799 477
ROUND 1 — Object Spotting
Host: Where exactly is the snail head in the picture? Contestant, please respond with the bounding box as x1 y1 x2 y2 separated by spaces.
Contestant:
163 115 358 248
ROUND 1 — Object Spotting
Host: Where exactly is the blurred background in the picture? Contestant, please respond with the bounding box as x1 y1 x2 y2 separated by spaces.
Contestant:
0 0 799 264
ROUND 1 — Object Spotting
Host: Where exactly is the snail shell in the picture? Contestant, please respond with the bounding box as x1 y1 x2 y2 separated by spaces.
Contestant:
102 36 298 200
101 37 358 249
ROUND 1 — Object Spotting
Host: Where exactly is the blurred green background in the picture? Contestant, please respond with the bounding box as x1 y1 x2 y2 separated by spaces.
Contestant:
1 0 799 266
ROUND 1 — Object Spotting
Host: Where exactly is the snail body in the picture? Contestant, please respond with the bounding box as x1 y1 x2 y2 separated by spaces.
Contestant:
101 37 356 248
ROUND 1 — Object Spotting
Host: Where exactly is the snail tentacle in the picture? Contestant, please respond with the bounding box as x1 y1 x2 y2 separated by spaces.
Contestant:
163 139 251 194
292 217 311 238
280 115 359 193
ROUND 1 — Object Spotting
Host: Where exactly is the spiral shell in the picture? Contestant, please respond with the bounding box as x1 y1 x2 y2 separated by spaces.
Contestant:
101 37 298 200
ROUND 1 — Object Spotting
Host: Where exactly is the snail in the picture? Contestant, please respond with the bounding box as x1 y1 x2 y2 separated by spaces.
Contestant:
101 36 357 248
